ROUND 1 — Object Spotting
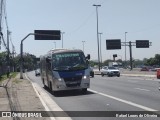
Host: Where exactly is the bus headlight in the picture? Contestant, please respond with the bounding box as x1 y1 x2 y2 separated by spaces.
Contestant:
58 78 62 81
83 75 89 79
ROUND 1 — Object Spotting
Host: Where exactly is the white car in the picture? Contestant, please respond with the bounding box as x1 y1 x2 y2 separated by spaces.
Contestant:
101 66 120 77
35 69 40 76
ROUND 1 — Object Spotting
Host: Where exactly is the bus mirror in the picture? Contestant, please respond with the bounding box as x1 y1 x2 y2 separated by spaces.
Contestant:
86 54 90 60
46 57 51 63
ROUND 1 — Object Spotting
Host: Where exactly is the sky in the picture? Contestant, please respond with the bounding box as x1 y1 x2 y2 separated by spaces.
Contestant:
1 0 160 61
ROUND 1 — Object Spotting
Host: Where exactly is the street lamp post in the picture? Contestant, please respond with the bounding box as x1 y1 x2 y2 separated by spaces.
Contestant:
54 42 56 49
61 32 65 48
125 32 127 67
82 41 85 52
98 32 103 69
118 55 122 61
93 4 101 71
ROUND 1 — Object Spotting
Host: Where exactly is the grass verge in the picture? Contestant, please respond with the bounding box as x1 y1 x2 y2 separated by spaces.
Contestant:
0 72 18 83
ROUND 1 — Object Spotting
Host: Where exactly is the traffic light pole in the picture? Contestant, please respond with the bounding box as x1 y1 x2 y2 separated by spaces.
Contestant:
129 41 133 70
20 32 61 79
122 41 133 70
20 33 34 79
121 41 152 70
106 40 152 70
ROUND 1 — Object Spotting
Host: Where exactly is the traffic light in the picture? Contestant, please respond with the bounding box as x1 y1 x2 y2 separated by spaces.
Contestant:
106 39 121 50
113 54 117 58
136 40 149 48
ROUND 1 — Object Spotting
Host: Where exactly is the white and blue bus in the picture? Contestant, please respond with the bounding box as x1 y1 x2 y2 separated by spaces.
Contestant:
40 49 90 94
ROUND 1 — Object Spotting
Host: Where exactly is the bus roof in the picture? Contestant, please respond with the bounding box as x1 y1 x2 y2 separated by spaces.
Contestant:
48 49 83 54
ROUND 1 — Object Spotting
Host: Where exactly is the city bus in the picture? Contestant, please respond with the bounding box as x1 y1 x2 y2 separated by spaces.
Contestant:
40 49 90 94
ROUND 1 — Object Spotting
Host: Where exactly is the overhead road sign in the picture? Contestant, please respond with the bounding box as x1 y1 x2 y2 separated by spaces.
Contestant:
34 30 61 40
136 40 149 48
106 39 121 50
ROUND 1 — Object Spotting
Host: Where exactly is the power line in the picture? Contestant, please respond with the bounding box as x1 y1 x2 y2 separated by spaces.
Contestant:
0 0 14 55
3 0 9 30
70 10 95 34
0 0 4 50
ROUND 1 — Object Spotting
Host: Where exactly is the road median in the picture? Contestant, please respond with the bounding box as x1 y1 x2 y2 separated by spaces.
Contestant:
94 69 157 79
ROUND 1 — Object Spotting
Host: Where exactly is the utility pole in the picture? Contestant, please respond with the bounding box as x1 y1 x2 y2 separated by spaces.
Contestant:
7 30 10 77
0 0 4 50
7 30 10 60
93 4 101 71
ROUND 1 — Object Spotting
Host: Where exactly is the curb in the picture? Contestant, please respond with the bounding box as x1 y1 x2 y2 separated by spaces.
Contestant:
121 74 156 78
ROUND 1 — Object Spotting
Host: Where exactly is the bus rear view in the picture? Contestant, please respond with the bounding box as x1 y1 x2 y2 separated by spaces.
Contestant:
40 49 90 94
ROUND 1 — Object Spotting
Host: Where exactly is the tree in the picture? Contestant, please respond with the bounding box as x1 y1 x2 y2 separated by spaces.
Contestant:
154 54 160 66
0 52 8 76
0 52 7 66
13 53 37 72
146 58 155 66
103 59 112 66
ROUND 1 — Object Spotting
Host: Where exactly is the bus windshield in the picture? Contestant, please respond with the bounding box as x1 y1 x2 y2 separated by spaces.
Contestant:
52 52 88 71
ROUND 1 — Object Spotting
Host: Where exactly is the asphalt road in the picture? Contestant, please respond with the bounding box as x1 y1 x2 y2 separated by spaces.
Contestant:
26 71 160 120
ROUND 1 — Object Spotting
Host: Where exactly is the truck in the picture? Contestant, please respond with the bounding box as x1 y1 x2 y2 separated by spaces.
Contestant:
40 49 91 94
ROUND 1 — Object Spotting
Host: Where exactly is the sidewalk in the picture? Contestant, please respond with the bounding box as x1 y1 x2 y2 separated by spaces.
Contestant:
0 74 50 120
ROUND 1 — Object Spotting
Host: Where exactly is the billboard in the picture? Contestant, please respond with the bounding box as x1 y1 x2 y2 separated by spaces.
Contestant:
136 40 149 48
34 30 61 40
106 39 121 50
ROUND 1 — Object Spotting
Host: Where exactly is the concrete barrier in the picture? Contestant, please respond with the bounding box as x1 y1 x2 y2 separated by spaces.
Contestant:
93 69 156 78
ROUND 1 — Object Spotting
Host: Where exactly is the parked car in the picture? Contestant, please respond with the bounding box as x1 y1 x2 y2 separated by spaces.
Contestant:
157 69 160 79
89 67 94 77
35 69 40 76
101 66 120 77
140 67 149 71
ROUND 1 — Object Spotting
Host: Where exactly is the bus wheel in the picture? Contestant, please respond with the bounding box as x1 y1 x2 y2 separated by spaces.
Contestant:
43 84 47 89
43 79 47 89
82 88 87 94
101 73 104 77
49 82 53 91
49 82 57 95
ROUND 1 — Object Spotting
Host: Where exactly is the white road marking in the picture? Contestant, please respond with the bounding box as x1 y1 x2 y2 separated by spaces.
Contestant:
25 73 158 114
127 80 138 83
88 89 157 111
126 77 160 82
134 88 150 92
25 74 72 120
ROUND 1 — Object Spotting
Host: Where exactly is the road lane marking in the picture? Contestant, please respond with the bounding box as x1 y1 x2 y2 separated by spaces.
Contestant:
88 89 157 111
134 88 150 92
127 80 138 83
